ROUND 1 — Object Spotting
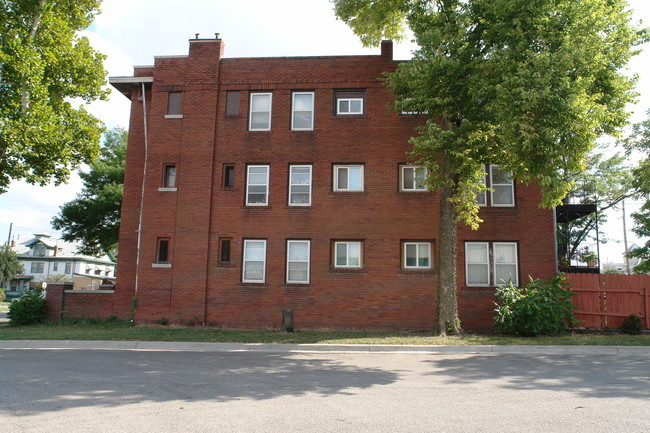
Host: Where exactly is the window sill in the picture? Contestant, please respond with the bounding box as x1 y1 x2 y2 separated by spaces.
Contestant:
283 283 311 288
158 187 177 192
152 263 172 268
330 267 367 273
287 204 312 208
239 283 268 288
330 191 366 195
164 114 183 119
242 205 271 209
399 269 434 274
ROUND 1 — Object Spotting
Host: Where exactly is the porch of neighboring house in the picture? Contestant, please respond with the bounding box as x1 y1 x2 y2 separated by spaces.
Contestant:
5 276 33 301
556 203 600 274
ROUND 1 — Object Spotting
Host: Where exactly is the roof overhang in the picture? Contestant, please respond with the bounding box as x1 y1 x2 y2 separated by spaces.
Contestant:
556 204 598 223
109 76 153 98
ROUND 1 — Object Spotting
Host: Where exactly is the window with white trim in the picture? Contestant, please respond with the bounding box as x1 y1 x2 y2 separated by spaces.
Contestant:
243 240 266 283
289 165 312 206
163 164 176 188
490 165 514 206
477 172 487 206
31 262 44 273
465 241 518 286
334 165 364 192
401 166 427 191
292 92 314 130
334 241 362 268
249 93 272 131
287 240 310 283
403 242 431 269
335 90 364 115
246 165 269 205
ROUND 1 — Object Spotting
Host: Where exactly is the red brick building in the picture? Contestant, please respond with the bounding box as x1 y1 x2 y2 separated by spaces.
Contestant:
109 36 557 330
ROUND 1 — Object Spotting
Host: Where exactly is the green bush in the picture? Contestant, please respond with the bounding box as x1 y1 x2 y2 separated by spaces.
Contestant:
8 289 47 326
621 314 642 335
493 274 580 336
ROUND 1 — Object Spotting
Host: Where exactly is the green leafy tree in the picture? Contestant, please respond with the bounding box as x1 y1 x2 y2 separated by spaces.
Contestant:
0 0 109 193
52 126 126 261
333 0 646 334
625 113 650 273
0 244 24 288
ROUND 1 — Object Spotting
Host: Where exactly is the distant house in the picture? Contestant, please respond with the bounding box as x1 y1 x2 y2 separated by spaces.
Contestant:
7 233 115 299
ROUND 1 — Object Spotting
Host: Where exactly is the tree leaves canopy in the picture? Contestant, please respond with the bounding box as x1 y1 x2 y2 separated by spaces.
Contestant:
0 0 108 193
0 244 24 287
334 0 647 226
51 126 126 261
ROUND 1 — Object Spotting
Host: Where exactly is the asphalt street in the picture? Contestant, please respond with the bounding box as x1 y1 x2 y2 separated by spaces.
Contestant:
1 342 649 432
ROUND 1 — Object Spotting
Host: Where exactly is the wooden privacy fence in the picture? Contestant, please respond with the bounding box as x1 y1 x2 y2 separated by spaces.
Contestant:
565 273 650 329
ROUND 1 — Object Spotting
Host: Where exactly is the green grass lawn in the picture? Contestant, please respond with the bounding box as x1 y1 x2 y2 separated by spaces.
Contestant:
0 318 648 346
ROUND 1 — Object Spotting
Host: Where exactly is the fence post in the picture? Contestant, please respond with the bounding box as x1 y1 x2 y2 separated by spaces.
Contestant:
643 286 650 329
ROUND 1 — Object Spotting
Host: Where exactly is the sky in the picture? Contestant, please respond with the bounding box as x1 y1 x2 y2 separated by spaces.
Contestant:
1 0 649 266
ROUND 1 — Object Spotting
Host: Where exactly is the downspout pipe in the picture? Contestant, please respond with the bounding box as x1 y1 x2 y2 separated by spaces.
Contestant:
134 82 150 307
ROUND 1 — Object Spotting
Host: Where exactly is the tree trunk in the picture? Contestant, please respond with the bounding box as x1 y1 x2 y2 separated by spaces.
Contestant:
437 170 461 336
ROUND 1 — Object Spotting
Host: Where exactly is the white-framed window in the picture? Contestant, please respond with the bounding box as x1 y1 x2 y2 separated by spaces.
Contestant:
465 241 518 286
33 243 45 257
287 240 310 283
403 242 431 269
335 90 365 115
249 93 272 131
289 165 312 206
337 98 363 115
334 165 364 192
334 241 362 268
246 165 269 206
465 242 490 286
30 262 44 273
494 242 518 286
243 239 266 283
489 165 514 206
292 92 314 130
401 166 427 191
65 262 72 274
477 172 487 206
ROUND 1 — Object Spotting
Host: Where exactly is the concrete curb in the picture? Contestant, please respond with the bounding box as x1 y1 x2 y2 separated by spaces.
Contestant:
0 340 649 355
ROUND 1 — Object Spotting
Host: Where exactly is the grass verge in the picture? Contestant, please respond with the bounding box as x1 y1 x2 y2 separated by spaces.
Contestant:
0 318 649 346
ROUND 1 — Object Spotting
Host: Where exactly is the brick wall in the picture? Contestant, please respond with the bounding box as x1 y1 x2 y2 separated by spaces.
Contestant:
113 38 558 330
45 283 116 321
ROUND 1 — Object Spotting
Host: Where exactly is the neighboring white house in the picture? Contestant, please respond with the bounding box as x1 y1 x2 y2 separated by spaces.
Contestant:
7 233 116 299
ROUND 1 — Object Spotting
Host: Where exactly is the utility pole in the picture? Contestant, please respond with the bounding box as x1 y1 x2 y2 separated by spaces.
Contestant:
622 200 631 274
6 223 12 246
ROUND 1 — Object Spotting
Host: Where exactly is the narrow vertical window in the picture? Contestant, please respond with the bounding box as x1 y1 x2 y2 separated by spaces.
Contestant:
156 239 170 264
163 164 176 188
249 93 272 131
292 92 314 130
167 92 182 116
334 165 364 192
465 242 490 286
403 242 431 269
226 91 240 115
289 165 312 206
477 172 487 206
223 165 235 188
246 165 269 205
401 166 427 191
490 165 514 206
243 240 266 283
219 238 232 264
65 263 72 274
53 262 58 272
287 240 310 283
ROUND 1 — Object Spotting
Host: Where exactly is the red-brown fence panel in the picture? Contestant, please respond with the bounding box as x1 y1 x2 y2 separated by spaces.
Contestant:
564 273 649 329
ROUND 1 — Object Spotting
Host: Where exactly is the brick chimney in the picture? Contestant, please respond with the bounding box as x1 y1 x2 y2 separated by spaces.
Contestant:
381 40 393 60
